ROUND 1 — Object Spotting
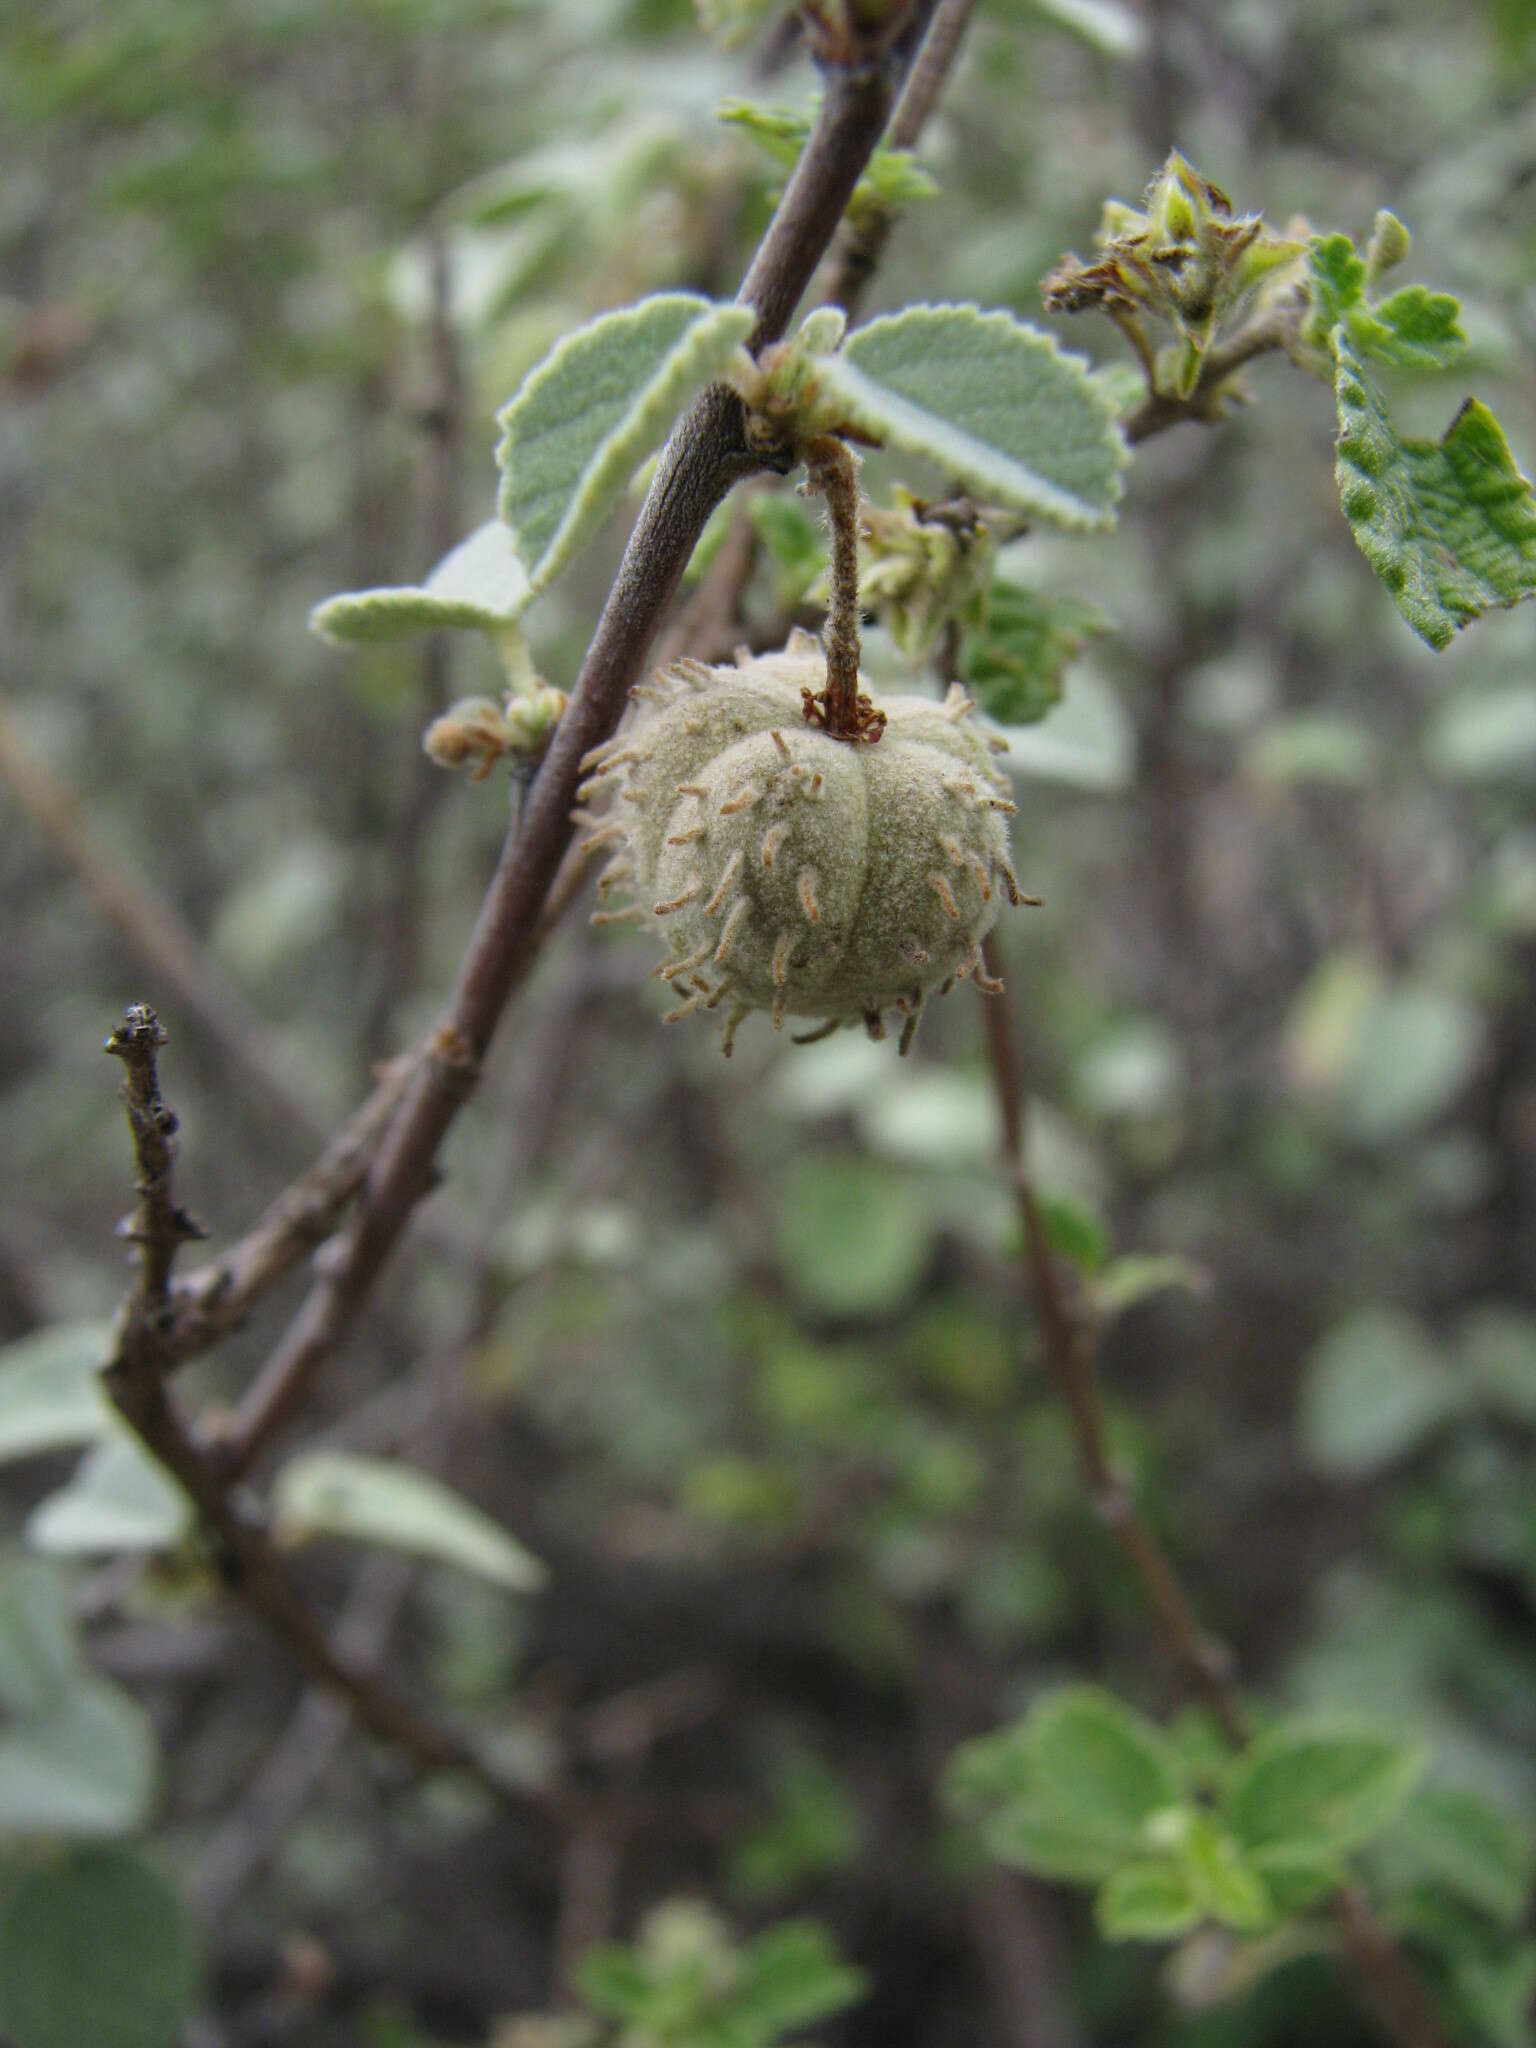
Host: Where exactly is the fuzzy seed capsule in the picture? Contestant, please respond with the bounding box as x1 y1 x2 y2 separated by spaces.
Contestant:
579 631 1025 1054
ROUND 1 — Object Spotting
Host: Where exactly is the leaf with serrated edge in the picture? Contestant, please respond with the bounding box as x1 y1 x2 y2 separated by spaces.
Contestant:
496 294 754 591
311 521 532 646
816 307 1126 531
1334 330 1536 648
274 1450 546 1592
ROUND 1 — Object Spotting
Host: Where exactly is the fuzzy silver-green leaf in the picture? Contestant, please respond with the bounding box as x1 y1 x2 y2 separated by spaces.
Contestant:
310 521 533 646
496 293 754 591
814 306 1127 531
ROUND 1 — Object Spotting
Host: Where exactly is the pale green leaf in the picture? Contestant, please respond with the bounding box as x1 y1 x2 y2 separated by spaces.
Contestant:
0 1848 198 2048
0 1321 111 1465
1424 684 1536 782
0 1562 79 1714
1341 988 1483 1143
815 306 1127 531
1092 1254 1208 1319
310 521 533 646
1334 330 1536 648
0 1565 156 1838
273 1450 546 1592
1385 1785 1535 1925
0 1682 158 1838
1300 1308 1459 1477
1096 1860 1201 1939
1025 0 1146 58
999 667 1135 790
25 1435 192 1555
773 1160 934 1317
1246 713 1375 787
1225 1723 1426 1858
495 293 754 591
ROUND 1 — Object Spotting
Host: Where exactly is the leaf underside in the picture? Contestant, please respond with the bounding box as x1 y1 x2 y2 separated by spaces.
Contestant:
1334 330 1536 648
310 520 533 646
496 292 754 591
816 305 1127 532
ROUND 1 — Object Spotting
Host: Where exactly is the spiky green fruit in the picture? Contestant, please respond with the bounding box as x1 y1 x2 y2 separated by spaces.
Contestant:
577 631 1024 1054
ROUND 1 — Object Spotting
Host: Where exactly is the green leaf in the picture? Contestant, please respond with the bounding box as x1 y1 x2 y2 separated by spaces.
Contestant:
1026 1690 1182 1840
718 100 938 208
814 306 1127 532
1092 1253 1208 1319
0 1848 198 2048
1385 1786 1535 1925
310 521 532 646
1180 1813 1274 1932
963 580 1111 726
495 293 754 591
1341 988 1483 1143
0 1321 111 1465
735 1922 868 2035
1038 1192 1110 1276
1307 234 1368 336
25 1434 192 1554
1366 286 1467 371
1424 684 1536 783
1024 0 1146 59
956 1688 1184 1882
272 1451 546 1593
0 1565 156 1838
1245 713 1375 787
1096 1860 1201 1939
1249 1845 1346 1916
1333 330 1536 648
1300 1308 1459 1477
749 492 826 609
0 1681 158 1837
1225 1723 1426 1858
773 1160 934 1318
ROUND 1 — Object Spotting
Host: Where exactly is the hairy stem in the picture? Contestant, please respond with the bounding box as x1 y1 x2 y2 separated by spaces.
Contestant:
805 434 867 737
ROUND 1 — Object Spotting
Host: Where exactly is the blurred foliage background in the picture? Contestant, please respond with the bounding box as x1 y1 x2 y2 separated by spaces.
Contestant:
1 1 1534 2043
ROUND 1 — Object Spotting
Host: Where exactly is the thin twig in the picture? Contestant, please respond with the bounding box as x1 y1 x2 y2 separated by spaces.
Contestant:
217 24 937 1479
975 944 1454 2048
2 709 328 1148
98 1007 551 1820
821 0 977 314
1122 309 1299 445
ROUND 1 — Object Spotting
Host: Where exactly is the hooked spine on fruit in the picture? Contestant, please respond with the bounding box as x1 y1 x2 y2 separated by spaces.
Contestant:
576 631 1028 1057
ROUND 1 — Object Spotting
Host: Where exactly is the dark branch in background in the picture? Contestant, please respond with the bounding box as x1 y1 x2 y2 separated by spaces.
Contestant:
1 707 328 1149
99 1006 552 1820
361 224 464 1068
213 7 940 1481
973 946 1454 2048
